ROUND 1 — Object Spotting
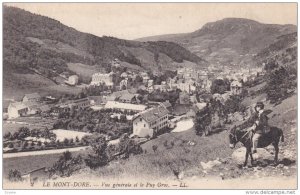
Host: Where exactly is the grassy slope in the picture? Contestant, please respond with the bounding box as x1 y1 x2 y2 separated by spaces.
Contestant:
3 93 296 182
3 72 82 100
3 150 87 179
71 91 297 181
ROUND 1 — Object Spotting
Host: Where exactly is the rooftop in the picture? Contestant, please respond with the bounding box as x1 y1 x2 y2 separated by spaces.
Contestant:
105 101 147 111
9 102 28 110
138 106 169 123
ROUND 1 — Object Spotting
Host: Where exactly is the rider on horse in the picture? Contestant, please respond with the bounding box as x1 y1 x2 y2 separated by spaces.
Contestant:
249 102 269 153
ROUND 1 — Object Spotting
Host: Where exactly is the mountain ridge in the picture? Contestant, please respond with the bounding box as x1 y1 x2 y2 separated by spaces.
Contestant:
136 17 297 66
3 6 207 97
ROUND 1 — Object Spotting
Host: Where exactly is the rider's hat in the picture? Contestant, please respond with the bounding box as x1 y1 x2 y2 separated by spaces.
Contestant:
255 101 264 111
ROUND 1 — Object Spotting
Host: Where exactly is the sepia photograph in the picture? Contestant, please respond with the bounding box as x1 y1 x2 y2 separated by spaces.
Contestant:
1 2 298 191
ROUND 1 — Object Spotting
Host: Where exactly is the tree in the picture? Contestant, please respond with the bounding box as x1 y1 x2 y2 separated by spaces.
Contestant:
194 105 212 136
8 142 14 148
134 75 143 84
119 114 127 123
84 134 109 169
18 127 30 139
22 141 29 149
266 66 294 103
223 95 246 115
152 145 158 152
3 132 12 140
50 151 83 177
63 138 69 146
116 134 142 158
8 169 22 182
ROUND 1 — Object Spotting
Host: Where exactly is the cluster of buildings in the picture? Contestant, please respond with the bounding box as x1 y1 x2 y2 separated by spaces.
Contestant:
5 58 266 139
6 93 51 119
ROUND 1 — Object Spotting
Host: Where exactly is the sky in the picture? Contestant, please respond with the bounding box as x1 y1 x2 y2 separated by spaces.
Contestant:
6 3 297 40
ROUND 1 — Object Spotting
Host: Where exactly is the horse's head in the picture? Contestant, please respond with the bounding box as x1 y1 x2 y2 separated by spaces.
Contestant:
229 126 238 149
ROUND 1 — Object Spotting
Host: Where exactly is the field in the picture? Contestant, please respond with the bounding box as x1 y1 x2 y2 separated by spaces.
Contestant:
3 117 56 134
3 73 82 100
52 129 91 141
3 150 88 178
67 63 100 82
70 93 297 183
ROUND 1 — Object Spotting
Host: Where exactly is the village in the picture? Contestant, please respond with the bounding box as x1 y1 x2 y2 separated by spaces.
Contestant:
3 58 265 157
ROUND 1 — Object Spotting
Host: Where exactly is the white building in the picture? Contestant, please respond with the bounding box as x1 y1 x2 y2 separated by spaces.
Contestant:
90 72 114 87
132 106 169 138
119 79 128 90
8 102 29 118
140 72 150 84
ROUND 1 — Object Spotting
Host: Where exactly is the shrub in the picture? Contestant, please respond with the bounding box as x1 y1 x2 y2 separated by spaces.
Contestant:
8 169 22 182
3 132 12 140
152 145 158 152
50 151 83 177
84 134 109 169
8 143 14 148
63 138 69 146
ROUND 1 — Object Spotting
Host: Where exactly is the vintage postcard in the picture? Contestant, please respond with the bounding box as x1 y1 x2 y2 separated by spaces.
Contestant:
2 2 297 190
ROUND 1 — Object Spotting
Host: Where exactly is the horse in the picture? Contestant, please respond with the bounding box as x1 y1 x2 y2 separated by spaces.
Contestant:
229 125 284 167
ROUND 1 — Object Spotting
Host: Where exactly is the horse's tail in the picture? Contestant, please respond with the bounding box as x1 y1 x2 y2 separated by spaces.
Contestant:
280 128 284 142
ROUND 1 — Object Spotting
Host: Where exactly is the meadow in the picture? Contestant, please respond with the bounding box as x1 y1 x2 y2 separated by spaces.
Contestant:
3 150 88 178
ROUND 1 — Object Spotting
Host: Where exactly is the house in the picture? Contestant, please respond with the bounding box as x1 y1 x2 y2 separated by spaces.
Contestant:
153 84 167 92
68 98 90 109
90 72 114 87
88 96 104 106
159 100 172 109
119 79 128 90
230 80 242 95
132 106 169 138
65 75 79 86
108 90 131 101
60 98 90 109
104 101 147 112
121 72 128 78
38 104 51 113
8 102 29 118
23 101 41 115
21 167 50 186
140 72 150 84
119 93 137 104
23 93 41 103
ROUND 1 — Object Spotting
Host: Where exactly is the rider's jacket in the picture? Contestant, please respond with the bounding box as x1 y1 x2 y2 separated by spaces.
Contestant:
236 110 269 134
253 111 269 134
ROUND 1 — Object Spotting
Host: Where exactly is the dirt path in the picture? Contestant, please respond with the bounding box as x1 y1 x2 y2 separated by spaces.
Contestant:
3 146 89 159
